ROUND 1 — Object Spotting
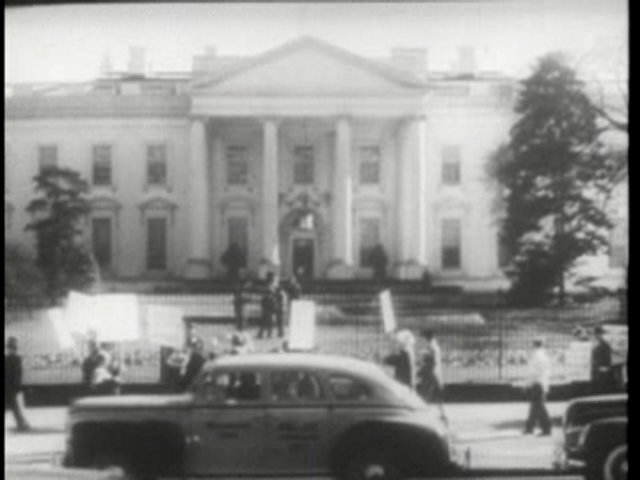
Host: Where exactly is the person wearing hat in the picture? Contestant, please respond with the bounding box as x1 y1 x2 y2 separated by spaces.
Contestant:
524 338 552 436
5 337 30 431
418 329 447 423
383 330 417 389
591 325 614 394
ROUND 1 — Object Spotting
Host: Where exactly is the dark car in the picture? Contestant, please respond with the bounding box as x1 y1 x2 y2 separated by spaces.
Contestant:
559 394 627 480
63 353 455 480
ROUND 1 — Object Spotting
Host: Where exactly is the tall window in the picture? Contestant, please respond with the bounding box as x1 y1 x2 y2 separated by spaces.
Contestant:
441 146 461 186
147 144 167 186
92 217 113 269
39 145 58 174
293 146 314 185
226 146 249 186
359 218 380 267
442 218 462 270
92 145 112 186
359 146 381 185
146 217 168 271
228 217 249 267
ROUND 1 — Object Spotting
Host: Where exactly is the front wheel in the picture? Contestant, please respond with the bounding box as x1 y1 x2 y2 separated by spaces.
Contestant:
586 444 628 480
343 450 403 480
603 445 627 480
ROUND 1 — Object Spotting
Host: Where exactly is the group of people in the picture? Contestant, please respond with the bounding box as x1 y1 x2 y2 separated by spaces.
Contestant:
81 340 124 396
522 324 619 436
233 272 302 339
382 328 447 422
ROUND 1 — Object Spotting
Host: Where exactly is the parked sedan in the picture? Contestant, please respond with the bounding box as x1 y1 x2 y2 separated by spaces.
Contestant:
63 353 456 480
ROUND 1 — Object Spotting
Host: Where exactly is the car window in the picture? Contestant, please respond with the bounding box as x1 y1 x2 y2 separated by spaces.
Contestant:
200 370 263 403
328 375 373 401
271 371 324 402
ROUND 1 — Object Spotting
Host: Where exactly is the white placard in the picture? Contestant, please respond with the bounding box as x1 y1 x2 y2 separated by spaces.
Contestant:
288 300 316 351
66 291 98 334
145 305 185 348
565 341 592 382
66 292 140 342
47 308 75 350
379 290 397 333
602 325 628 364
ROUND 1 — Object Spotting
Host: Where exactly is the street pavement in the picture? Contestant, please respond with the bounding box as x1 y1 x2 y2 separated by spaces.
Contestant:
5 402 578 478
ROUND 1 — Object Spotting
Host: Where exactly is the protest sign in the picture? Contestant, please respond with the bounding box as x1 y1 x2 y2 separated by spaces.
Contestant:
565 341 592 382
288 300 316 351
145 305 185 348
47 308 76 350
602 325 628 365
66 292 141 342
379 290 397 333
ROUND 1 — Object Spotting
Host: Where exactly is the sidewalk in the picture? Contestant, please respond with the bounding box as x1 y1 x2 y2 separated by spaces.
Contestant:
5 402 568 470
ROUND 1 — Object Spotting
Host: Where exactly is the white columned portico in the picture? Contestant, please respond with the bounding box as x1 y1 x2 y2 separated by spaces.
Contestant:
261 118 280 270
396 115 428 279
329 116 354 278
186 117 212 279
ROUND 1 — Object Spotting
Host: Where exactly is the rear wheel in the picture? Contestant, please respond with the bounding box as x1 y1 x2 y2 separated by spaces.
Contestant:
343 450 403 480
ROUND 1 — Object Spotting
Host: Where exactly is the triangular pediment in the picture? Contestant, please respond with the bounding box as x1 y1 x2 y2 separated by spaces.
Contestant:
193 37 425 96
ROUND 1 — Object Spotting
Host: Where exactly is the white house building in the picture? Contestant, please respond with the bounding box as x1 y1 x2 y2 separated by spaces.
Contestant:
4 37 626 289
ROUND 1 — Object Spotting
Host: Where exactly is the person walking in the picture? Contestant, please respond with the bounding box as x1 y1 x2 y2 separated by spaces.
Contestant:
275 280 289 338
383 330 417 389
233 279 249 332
257 274 278 339
591 325 615 394
524 338 552 436
81 340 104 394
5 337 30 432
178 338 206 392
417 334 447 423
91 351 120 396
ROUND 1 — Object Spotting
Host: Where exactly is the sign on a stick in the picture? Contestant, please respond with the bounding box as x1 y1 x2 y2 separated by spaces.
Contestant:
288 300 316 351
379 290 397 333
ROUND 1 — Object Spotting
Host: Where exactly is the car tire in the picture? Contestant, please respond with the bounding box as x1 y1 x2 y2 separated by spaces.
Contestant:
586 444 628 480
603 444 627 480
343 450 403 480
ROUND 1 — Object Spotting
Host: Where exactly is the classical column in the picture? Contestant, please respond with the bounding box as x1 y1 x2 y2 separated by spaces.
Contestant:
396 115 427 279
186 117 211 279
261 118 280 270
329 116 354 278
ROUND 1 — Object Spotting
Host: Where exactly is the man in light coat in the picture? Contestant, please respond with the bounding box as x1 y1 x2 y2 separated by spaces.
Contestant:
524 338 552 436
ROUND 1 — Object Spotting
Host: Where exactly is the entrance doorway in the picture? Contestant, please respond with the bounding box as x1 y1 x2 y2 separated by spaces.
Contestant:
292 238 314 280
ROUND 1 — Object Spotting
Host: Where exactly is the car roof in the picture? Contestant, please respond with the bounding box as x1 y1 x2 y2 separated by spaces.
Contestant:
210 353 387 378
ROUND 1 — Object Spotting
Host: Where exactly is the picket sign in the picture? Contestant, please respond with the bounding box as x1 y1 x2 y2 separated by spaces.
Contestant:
47 308 75 350
565 341 592 382
379 290 397 333
288 300 316 351
65 292 140 342
144 305 185 348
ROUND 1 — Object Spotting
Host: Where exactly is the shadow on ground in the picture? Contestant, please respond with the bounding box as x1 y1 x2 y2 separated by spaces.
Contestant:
492 416 563 431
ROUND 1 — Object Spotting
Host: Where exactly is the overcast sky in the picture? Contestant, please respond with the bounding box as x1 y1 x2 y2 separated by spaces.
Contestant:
5 1 627 84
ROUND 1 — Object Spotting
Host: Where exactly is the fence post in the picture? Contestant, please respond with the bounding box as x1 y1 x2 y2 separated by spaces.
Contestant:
498 310 503 382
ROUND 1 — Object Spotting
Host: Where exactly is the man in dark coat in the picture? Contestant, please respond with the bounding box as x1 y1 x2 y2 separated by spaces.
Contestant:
233 279 249 332
591 326 615 394
257 274 278 339
81 340 104 394
5 337 30 431
179 339 206 392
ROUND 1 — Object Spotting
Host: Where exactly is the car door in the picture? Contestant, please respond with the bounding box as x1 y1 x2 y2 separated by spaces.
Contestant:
262 368 332 475
184 368 267 476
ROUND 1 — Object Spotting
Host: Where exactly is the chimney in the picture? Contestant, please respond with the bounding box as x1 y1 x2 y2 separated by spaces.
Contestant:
455 46 476 77
390 48 428 77
127 46 147 76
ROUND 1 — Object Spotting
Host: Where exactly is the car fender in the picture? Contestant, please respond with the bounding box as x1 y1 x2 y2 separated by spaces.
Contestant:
331 417 450 475
583 417 627 454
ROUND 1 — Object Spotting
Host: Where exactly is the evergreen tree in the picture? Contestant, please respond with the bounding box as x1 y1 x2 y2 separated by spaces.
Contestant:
5 242 47 311
490 54 624 304
25 166 96 302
